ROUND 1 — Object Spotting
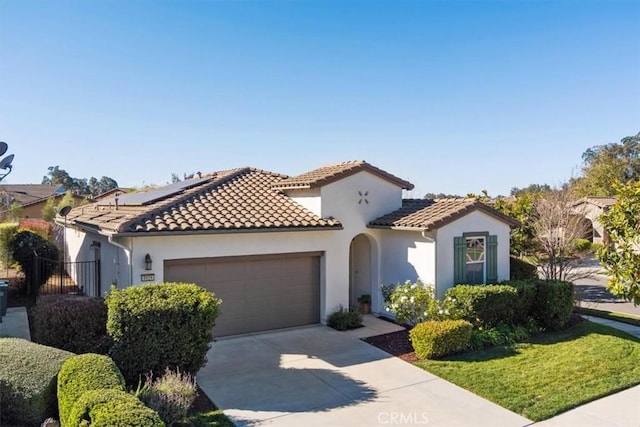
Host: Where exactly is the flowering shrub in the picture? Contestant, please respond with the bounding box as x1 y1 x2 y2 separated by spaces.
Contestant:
19 218 53 241
137 368 197 426
385 280 439 326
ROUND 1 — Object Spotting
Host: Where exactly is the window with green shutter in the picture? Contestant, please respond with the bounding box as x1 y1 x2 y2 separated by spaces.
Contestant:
453 234 498 285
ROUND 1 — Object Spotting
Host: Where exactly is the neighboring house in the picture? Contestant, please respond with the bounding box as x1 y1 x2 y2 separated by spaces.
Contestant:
61 161 518 337
571 197 617 244
0 184 69 219
93 187 132 201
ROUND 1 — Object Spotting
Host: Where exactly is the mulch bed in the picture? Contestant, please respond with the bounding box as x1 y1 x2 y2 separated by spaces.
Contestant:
363 328 419 363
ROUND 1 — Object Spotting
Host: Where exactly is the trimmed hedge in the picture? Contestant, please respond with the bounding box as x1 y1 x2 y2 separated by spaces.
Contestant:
443 285 519 327
327 306 363 331
533 280 575 330
68 388 164 427
57 353 126 426
0 222 18 268
105 283 221 385
0 338 73 426
504 280 538 325
510 256 538 280
409 320 473 359
32 295 110 354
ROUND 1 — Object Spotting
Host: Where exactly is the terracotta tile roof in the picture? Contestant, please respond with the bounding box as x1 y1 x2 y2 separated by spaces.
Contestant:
272 160 414 190
65 168 342 234
369 198 520 230
573 197 617 209
0 184 65 205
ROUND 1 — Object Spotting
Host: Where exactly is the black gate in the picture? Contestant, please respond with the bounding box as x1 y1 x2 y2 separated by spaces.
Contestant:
34 256 101 296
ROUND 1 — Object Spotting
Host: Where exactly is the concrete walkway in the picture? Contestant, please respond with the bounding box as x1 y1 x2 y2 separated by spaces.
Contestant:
0 307 31 340
198 316 531 427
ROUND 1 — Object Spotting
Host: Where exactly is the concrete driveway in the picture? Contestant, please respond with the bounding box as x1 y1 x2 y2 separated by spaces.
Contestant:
197 323 531 427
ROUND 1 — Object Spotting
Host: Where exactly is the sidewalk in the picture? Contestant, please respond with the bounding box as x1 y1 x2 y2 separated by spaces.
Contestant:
0 306 31 340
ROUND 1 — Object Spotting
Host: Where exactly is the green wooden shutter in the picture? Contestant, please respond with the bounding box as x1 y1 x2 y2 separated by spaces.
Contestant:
454 236 466 284
486 235 498 283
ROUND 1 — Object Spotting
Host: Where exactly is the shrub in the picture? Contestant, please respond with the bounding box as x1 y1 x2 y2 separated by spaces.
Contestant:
386 280 439 326
327 306 362 331
32 295 111 354
19 218 53 241
409 320 473 359
105 283 221 385
68 388 164 427
0 222 18 268
443 285 519 327
572 238 592 253
380 284 395 305
510 256 538 280
57 353 126 426
504 280 538 324
0 338 73 426
137 368 197 426
532 280 574 330
469 324 531 350
9 230 59 298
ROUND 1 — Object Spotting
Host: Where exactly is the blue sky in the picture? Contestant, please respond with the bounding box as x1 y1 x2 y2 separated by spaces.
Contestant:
1 0 638 197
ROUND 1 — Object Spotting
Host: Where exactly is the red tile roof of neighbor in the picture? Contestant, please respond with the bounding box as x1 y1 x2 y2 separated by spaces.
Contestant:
369 198 521 230
272 160 414 190
65 168 342 235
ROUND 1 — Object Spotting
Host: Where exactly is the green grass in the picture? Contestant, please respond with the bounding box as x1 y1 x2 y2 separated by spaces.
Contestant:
415 321 640 421
177 410 235 427
575 307 640 327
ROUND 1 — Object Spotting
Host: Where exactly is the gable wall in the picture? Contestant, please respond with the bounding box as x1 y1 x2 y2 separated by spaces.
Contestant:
435 210 511 298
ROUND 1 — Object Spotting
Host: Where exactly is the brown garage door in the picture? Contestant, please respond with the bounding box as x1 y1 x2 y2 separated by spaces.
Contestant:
164 252 321 337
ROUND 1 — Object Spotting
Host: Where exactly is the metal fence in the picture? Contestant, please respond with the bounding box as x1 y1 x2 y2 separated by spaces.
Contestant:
34 256 101 297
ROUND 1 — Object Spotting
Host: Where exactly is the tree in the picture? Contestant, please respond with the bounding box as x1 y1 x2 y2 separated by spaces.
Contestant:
530 186 593 281
42 166 118 196
7 201 23 222
573 132 640 197
597 181 640 305
510 183 551 197
41 197 56 222
494 193 540 256
57 191 76 211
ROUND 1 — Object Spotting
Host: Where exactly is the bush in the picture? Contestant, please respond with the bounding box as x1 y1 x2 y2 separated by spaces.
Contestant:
504 280 538 324
443 285 519 327
137 368 197 426
327 306 362 331
386 280 439 326
9 230 59 298
510 256 538 280
68 388 164 427
19 218 53 241
469 324 531 350
32 295 111 354
532 280 574 330
0 222 18 268
573 238 592 253
409 320 473 359
105 283 221 385
0 338 73 426
57 353 126 426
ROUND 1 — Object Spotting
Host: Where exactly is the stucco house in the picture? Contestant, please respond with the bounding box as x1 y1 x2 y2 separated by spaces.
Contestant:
571 197 616 244
61 161 518 337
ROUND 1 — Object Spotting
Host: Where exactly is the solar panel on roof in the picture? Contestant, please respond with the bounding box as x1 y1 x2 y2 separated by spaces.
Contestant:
97 176 211 206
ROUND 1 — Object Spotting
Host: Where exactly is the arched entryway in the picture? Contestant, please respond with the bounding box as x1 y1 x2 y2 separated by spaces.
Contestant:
349 234 373 308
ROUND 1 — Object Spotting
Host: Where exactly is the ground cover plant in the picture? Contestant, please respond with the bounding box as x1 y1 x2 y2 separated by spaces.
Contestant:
414 321 640 421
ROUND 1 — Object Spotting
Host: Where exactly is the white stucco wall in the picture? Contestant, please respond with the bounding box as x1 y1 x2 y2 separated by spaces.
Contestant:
573 203 607 243
288 189 322 216
435 211 512 298
378 229 436 312
64 227 130 296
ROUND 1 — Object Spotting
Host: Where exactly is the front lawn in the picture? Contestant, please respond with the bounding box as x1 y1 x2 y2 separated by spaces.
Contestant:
415 321 640 421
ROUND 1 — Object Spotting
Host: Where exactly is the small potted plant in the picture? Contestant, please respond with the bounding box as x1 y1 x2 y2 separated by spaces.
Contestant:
357 294 371 314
